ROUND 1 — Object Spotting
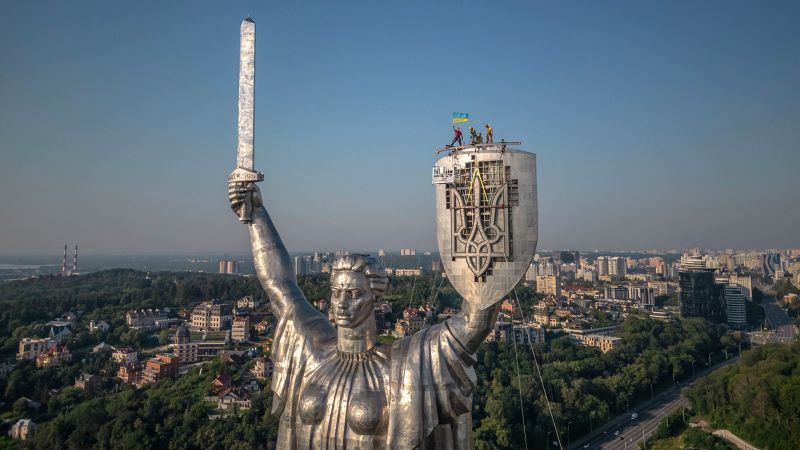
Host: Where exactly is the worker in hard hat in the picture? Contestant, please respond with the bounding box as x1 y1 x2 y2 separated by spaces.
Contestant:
469 126 478 145
450 126 464 147
485 124 493 143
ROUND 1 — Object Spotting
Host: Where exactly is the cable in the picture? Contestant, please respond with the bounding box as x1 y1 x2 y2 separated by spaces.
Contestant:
499 253 532 450
406 274 418 310
510 315 531 450
512 286 563 450
425 273 447 326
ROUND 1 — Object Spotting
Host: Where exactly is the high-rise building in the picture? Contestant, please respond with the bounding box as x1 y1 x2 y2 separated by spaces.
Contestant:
525 263 537 282
608 257 627 279
654 259 667 278
682 254 707 270
219 260 238 274
723 284 746 328
313 253 323 273
628 285 655 307
679 268 724 323
596 256 608 276
538 258 557 276
535 275 561 298
581 269 596 283
553 250 580 266
763 253 781 275
729 274 753 300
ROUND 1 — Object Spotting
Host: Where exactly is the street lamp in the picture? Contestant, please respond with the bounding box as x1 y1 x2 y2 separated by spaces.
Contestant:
567 421 574 448
547 431 553 450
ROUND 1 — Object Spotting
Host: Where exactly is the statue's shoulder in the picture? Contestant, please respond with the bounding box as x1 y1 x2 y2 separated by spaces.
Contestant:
389 322 449 356
279 300 336 344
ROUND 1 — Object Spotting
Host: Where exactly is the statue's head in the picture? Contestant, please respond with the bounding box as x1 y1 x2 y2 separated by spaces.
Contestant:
330 254 389 329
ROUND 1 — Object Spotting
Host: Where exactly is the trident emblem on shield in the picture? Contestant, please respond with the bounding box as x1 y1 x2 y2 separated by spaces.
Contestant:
433 144 538 310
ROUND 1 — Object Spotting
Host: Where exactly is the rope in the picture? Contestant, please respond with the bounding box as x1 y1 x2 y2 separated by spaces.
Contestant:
401 252 424 313
510 316 531 450
512 286 563 449
499 250 530 450
425 273 447 326
406 274 418 311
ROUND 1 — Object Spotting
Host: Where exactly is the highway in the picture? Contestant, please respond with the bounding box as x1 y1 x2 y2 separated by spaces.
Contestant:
571 298 798 450
761 296 798 344
570 357 739 450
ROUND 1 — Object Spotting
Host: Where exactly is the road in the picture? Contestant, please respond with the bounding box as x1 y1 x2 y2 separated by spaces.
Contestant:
571 357 739 450
761 296 798 344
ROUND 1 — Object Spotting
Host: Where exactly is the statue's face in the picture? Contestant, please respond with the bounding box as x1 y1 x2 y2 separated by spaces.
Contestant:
331 271 374 329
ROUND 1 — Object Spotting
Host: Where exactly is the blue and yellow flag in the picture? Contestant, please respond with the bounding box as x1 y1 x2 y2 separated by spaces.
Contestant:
452 112 469 124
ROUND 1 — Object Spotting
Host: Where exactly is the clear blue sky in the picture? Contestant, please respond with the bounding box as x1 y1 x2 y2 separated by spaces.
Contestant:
1 1 798 255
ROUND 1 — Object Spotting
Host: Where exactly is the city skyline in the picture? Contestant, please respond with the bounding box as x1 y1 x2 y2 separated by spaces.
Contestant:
1 1 799 255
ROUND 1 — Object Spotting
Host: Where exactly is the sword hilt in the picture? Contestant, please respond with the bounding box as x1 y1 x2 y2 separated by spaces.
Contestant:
239 189 254 224
229 168 264 224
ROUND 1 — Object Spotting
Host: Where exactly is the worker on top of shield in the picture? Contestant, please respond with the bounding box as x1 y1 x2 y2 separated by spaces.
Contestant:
469 126 478 145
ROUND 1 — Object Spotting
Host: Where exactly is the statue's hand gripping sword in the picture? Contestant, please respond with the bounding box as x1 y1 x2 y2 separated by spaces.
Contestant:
228 18 263 223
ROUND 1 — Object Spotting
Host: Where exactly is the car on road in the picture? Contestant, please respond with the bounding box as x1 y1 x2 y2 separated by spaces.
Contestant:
631 412 638 420
614 430 620 436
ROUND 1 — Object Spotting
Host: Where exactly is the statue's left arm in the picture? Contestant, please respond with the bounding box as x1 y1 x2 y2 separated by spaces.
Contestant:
445 300 501 354
386 300 501 447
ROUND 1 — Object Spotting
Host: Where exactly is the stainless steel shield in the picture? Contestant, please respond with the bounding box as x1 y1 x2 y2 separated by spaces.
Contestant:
434 147 538 310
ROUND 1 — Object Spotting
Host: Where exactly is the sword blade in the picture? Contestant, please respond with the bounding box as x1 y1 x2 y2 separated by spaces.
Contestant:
237 18 256 171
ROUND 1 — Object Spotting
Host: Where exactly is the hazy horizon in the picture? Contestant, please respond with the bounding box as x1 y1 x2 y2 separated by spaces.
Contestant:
1 1 798 255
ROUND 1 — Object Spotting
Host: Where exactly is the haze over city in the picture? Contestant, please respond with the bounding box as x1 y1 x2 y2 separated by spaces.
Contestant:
3 3 800 450
1 1 798 256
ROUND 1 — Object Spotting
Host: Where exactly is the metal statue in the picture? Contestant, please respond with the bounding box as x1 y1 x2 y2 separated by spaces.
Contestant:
227 17 538 450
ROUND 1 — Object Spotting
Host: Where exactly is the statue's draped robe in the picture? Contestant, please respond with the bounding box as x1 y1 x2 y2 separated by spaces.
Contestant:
270 300 476 449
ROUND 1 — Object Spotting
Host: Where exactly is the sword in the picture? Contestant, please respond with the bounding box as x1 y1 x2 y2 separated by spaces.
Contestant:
228 17 263 223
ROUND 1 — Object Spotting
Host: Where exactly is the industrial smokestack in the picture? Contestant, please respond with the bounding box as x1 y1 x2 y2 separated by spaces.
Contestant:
73 245 78 273
61 245 67 276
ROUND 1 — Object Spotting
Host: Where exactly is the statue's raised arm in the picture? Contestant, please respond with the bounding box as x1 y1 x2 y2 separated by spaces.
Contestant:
228 182 307 319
